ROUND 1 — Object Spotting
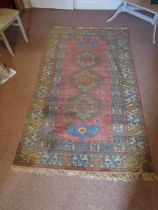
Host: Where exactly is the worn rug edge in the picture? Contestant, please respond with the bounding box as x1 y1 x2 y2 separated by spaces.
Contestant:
11 165 158 182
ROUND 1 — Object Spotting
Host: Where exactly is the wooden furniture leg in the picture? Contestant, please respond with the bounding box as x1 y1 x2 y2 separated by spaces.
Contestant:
0 9 28 56
16 15 28 42
0 31 15 57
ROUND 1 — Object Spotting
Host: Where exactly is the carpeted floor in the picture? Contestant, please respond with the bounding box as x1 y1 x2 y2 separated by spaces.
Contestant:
0 8 158 210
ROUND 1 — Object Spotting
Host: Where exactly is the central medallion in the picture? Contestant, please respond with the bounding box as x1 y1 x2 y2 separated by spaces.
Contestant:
65 94 103 121
73 50 101 68
68 69 103 92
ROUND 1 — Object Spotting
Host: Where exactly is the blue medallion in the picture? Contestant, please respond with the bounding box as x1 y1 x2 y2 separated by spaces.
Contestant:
67 124 100 141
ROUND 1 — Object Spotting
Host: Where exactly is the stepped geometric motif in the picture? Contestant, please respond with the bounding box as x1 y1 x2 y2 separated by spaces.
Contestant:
68 69 103 92
65 94 103 121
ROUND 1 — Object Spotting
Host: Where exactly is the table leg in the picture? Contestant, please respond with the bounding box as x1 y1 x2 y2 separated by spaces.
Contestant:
107 2 127 22
152 14 158 44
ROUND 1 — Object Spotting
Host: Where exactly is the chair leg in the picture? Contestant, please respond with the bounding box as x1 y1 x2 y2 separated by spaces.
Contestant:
152 14 158 44
106 2 126 22
16 15 28 42
0 31 15 57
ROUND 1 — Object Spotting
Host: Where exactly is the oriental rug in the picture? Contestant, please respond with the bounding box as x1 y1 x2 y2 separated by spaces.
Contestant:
13 27 156 181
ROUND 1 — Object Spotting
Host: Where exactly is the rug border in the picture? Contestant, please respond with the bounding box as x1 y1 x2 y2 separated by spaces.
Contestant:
124 27 156 174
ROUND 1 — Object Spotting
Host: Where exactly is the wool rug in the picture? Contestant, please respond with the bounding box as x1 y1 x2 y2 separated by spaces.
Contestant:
13 27 156 181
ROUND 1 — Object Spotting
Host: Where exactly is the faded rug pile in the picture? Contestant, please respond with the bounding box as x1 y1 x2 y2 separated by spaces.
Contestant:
13 27 156 181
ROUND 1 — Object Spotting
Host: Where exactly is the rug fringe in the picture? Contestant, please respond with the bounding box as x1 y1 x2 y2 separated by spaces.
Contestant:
52 26 128 30
11 165 158 182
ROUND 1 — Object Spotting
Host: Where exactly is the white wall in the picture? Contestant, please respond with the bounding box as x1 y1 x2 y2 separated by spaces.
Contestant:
30 0 122 10
75 0 122 10
31 0 74 9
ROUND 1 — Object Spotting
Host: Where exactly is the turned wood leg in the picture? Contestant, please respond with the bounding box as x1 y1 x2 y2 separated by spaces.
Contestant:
16 15 28 42
0 31 15 57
